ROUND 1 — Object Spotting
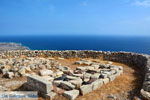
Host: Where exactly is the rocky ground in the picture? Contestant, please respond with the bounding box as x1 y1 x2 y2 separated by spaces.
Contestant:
0 57 145 100
0 43 29 51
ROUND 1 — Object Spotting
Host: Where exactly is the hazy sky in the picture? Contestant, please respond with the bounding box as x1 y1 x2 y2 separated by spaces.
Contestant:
0 0 150 36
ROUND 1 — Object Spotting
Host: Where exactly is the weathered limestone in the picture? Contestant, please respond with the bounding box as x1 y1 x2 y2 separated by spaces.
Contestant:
59 81 75 90
69 79 82 89
39 69 53 76
53 80 62 87
140 89 150 100
63 90 79 100
0 50 149 99
102 78 110 84
4 72 14 79
91 79 103 90
80 84 93 95
108 75 116 81
26 75 53 94
90 73 101 80
55 71 64 77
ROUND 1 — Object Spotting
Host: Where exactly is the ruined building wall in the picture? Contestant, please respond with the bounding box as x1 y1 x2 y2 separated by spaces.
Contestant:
0 50 150 99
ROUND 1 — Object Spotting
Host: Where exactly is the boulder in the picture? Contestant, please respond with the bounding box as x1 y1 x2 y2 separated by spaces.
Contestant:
55 71 64 77
38 65 46 69
69 79 82 88
4 72 14 79
29 64 36 70
53 80 63 86
140 89 150 100
83 73 91 82
18 67 26 76
102 78 109 84
91 64 100 69
63 90 79 100
83 73 92 79
90 73 100 80
39 69 53 76
92 79 103 90
80 84 93 95
26 75 53 94
0 68 8 74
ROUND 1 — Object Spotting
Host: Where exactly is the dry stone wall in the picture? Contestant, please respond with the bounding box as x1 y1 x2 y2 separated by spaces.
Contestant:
0 50 150 99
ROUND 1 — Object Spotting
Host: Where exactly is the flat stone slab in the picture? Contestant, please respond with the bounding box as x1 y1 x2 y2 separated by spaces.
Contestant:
60 81 76 90
63 90 79 100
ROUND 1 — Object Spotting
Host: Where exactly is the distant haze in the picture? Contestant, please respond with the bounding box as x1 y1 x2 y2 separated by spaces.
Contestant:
0 0 150 36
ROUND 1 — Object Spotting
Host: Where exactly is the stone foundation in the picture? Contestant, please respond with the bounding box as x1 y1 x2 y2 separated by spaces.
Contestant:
0 50 149 99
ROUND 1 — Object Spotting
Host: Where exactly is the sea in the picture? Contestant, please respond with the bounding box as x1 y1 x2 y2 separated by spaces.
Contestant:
0 35 150 54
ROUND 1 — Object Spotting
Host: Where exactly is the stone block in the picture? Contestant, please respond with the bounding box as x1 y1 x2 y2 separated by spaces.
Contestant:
53 80 63 86
140 89 150 100
27 75 53 94
63 90 79 100
80 84 93 95
60 81 75 90
108 75 116 81
92 79 103 90
39 69 53 76
69 79 82 89
90 73 100 80
102 78 109 84
4 72 14 79
66 75 80 80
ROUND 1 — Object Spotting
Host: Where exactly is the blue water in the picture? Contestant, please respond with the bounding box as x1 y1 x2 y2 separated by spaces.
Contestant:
0 35 150 54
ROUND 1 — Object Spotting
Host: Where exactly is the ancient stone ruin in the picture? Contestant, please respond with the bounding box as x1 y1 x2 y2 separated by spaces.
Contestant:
0 50 150 100
0 57 123 100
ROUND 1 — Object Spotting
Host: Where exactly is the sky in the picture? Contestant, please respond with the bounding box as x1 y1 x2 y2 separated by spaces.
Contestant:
0 0 150 36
